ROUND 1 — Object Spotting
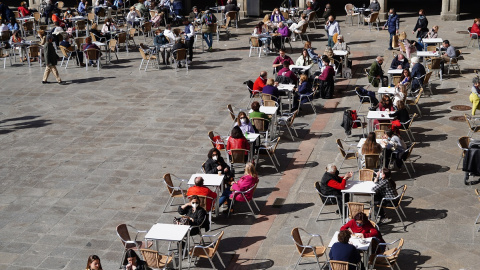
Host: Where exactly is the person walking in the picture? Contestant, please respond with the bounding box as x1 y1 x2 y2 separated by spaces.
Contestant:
383 8 399 50
201 9 217 52
325 15 340 48
43 35 66 85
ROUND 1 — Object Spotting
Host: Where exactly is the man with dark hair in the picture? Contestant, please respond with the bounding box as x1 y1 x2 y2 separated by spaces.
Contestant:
186 177 217 211
329 230 361 270
440 39 456 74
277 61 298 83
249 101 269 122
272 49 294 73
43 35 66 85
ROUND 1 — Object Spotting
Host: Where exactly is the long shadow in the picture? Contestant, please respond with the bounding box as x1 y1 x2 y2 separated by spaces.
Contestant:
434 87 457 95
380 204 448 233
0 118 52 134
69 76 116 84
420 101 451 108
391 163 447 180
220 236 267 253
228 258 274 269
202 57 243 63
348 40 376 45
396 249 437 270
0 115 40 124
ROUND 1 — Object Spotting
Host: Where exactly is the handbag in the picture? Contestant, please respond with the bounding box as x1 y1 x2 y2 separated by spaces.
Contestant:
212 135 225 150
173 216 190 225
391 34 399 48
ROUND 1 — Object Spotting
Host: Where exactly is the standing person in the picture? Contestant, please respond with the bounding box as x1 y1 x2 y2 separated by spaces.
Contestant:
43 35 66 85
182 18 194 63
413 9 429 39
470 77 480 115
319 164 353 215
86 255 103 270
325 15 340 48
316 55 335 99
201 9 217 52
372 168 398 223
329 230 361 270
383 8 399 50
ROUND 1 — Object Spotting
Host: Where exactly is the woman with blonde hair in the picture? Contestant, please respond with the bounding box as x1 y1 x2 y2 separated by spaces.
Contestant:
127 6 139 27
218 163 259 211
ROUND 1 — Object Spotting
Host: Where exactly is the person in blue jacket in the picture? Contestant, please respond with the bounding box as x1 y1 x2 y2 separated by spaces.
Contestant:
383 8 399 50
329 230 361 270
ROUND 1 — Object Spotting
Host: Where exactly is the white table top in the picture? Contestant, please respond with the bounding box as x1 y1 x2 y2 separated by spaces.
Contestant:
188 173 224 186
367 110 394 120
225 132 260 143
290 65 311 71
145 223 190 242
416 51 439 57
341 180 376 195
93 41 106 46
422 38 443 43
249 106 278 115
277 83 295 91
357 138 386 148
71 16 87 20
328 231 372 251
387 69 403 74
378 87 396 95
18 16 34 21
333 50 348 56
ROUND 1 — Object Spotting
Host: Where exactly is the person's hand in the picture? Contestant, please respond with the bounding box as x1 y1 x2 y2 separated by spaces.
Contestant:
396 30 399 34
346 171 353 179
397 65 402 69
126 263 132 270
412 31 415 34
224 168 228 173
230 187 234 191
348 228 353 233
382 26 385 30
217 165 222 170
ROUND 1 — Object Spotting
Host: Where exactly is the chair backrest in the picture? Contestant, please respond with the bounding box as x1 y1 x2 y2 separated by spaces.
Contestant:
174 48 187 61
281 11 289 20
76 20 87 30
377 123 391 131
226 11 237 20
188 195 213 211
208 130 216 148
399 42 406 53
287 110 298 127
403 143 415 161
382 238 404 262
97 8 106 17
359 169 374 181
0 31 10 42
428 57 441 69
458 136 470 150
59 45 69 57
250 36 260 47
33 12 41 21
374 130 385 139
261 93 273 102
129 28 136 38
330 260 351 270
251 117 268 132
369 12 379 22
163 173 174 194
74 37 85 49
268 137 281 154
143 21 152 31
150 10 156 18
23 21 34 31
87 13 95 22
90 32 97 42
227 104 236 121
397 185 407 205
117 32 127 43
465 114 475 130
347 202 365 220
85 48 100 60
140 249 171 269
392 76 401 86
28 45 41 57
345 4 355 15
426 45 436 52
139 48 149 60
291 228 304 254
412 88 423 104
307 11 316 21
364 154 380 169
336 139 347 158
230 149 248 164
300 22 308 33
475 189 480 201
116 224 131 246
423 71 432 85
109 39 117 52
263 100 278 107
207 231 224 256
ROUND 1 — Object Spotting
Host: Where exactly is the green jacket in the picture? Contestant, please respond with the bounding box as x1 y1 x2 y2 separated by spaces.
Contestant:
368 61 383 87
44 42 58 66
249 111 270 121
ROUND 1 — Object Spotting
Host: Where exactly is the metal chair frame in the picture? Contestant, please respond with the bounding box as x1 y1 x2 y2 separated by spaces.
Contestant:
291 227 328 270
314 182 341 221
375 185 407 230
227 182 260 218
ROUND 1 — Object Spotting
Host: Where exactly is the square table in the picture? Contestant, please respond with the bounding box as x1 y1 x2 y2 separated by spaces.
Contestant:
416 51 439 57
145 223 191 270
277 84 295 111
387 69 403 85
328 231 373 269
341 181 376 224
188 173 224 217
224 133 261 163
377 87 396 99
366 111 394 132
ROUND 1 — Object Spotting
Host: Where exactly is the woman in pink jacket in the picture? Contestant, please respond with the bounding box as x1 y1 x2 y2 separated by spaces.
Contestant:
218 163 259 212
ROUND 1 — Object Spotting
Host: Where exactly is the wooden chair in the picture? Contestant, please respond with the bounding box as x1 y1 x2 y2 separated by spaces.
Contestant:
162 173 187 212
84 48 102 70
127 28 137 49
249 36 262 57
140 249 172 270
347 202 370 220
229 149 249 169
0 47 12 68
227 104 236 121
369 239 404 270
75 20 87 37
23 21 35 37
27 45 42 67
426 57 442 80
109 39 119 61
374 129 385 139
456 136 470 170
392 75 401 86
59 45 77 69
74 37 85 51
138 47 157 71
294 23 309 42
446 49 462 75
364 12 379 31
291 228 327 270
307 10 318 29
250 117 269 137
464 114 480 137
277 110 299 141
406 88 423 117
399 113 417 142
188 231 226 269
363 154 380 170
117 32 128 52
330 260 358 270
359 169 374 181
116 224 153 268
172 48 188 72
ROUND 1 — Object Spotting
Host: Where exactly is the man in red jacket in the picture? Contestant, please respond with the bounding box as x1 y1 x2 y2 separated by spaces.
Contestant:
253 71 267 93
186 177 217 211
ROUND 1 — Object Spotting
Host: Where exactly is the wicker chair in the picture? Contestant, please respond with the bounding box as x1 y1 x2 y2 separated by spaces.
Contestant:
140 249 172 270
162 173 187 212
291 227 327 270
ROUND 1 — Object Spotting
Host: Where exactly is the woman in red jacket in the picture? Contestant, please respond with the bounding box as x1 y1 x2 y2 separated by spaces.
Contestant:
226 126 250 154
471 18 480 37
340 212 383 241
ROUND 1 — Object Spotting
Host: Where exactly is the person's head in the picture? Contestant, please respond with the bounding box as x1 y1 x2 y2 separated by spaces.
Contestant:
321 55 329 65
386 129 395 138
376 56 384 65
402 68 411 78
282 61 290 68
337 35 344 42
378 167 391 180
85 36 92 44
389 8 395 16
231 125 244 138
411 56 419 65
326 163 337 174
278 21 284 28
193 6 198 12
86 255 102 270
354 212 369 226
398 83 407 96
10 17 16 24
125 250 138 266
366 132 376 143
443 40 450 47
166 24 171 30
396 99 405 110
299 74 308 84
301 13 306 20
251 101 261 112
244 162 258 178
130 6 136 11
381 95 392 106
302 49 308 57
260 71 267 79
46 35 54 43
432 25 439 32
266 78 275 86
21 1 26 6
207 148 221 160
328 15 334 22
189 195 200 209
306 1 311 8
155 29 162 35
397 54 404 61
473 77 480 88
337 230 351 244
475 18 480 25
304 41 311 49
418 9 424 16
194 176 204 187
105 18 112 24
273 8 279 14
237 111 250 126
325 3 331 9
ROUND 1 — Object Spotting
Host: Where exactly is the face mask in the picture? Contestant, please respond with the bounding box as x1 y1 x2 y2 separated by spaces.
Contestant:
419 15 424 19
275 11 279 14
191 203 198 209
68 11 71 13
240 118 246 124
107 22 110 25
356 222 363 227
389 13 393 17
212 155 218 161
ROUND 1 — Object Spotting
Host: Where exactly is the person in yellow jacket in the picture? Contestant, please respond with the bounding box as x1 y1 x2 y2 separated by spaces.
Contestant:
470 77 480 115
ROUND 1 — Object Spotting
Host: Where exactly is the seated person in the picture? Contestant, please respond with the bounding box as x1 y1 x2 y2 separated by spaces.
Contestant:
153 29 170 64
186 176 217 211
316 55 335 99
393 84 407 107
126 6 139 27
378 95 394 111
398 68 411 87
332 34 348 51
188 6 202 23
204 148 234 183
59 36 85 66
225 0 239 13
390 54 409 70
270 8 285 27
277 61 298 83
360 132 382 162
319 163 353 215
369 56 387 87
410 57 425 91
234 111 255 134
218 163 258 210
226 126 250 154
304 41 321 67
389 100 410 133
329 230 361 270
400 36 417 59
178 195 208 234
51 10 65 28
18 1 37 17
252 21 271 50
101 18 117 39
440 40 456 74
249 101 270 130
295 49 314 71
62 8 74 28
7 18 19 31
340 212 384 241
134 0 148 17
124 249 148 270
171 37 187 61
272 22 290 51
291 74 312 111
262 78 280 101
368 0 381 13
82 36 101 66
151 10 165 28
383 130 407 168
373 168 398 223
90 23 107 42
289 13 307 41
272 49 294 73
253 71 267 93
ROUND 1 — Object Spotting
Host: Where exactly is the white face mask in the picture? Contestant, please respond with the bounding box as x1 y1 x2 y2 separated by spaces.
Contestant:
191 203 198 209
240 118 246 124
275 11 279 14
212 155 218 161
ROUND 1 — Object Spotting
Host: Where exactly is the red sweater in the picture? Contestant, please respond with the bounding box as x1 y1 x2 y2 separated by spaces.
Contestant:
340 219 381 239
471 23 480 36
253 76 266 91
186 186 217 211
327 177 346 190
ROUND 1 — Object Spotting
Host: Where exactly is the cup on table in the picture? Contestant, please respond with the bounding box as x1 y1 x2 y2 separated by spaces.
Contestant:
218 171 222 176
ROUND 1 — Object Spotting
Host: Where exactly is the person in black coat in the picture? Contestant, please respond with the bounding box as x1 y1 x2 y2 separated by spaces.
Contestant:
390 54 409 70
178 195 208 234
291 74 312 111
124 249 148 270
413 9 429 39
410 57 426 91
43 35 66 85
204 148 234 182
329 230 361 270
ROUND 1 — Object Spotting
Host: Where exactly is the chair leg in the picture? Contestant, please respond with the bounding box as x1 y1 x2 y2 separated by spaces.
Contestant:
216 251 226 268
315 200 328 221
402 160 412 179
286 125 295 141
393 207 406 230
293 255 302 270
456 155 463 170
163 196 173 213
267 151 279 172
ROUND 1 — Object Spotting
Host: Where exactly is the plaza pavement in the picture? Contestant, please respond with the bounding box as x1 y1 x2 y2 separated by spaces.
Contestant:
0 10 479 270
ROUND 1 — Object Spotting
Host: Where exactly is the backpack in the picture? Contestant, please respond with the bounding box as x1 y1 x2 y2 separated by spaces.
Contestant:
155 32 168 45
205 13 215 25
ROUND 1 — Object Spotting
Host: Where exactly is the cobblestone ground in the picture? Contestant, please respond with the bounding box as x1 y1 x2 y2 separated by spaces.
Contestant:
0 10 479 270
